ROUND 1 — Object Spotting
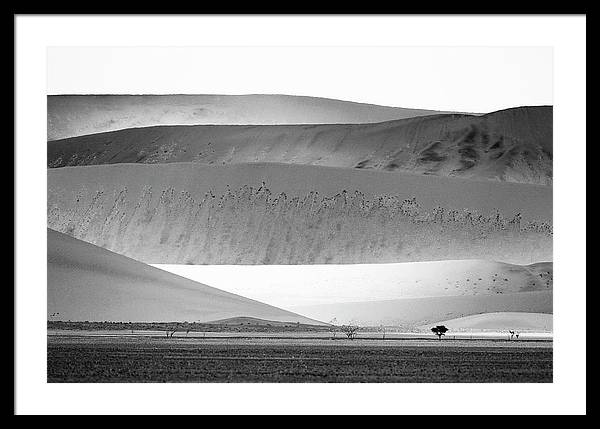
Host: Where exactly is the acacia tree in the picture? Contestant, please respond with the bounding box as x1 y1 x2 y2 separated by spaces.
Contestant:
431 325 449 340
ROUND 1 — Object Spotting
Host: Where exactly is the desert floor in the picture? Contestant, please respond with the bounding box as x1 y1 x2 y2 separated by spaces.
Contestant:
47 332 552 383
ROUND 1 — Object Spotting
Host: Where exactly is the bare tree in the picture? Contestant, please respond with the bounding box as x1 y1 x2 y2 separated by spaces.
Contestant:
378 324 387 340
165 323 178 338
341 324 360 340
329 318 339 339
431 325 449 340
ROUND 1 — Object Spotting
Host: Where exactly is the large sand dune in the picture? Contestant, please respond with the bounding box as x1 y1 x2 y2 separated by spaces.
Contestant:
290 292 552 327
419 312 553 332
48 105 552 184
47 94 465 141
152 260 553 308
48 163 552 265
47 228 324 324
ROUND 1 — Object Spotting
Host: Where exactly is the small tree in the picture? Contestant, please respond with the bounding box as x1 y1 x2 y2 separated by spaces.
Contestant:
165 322 178 338
341 324 360 340
378 324 387 340
509 330 515 340
431 325 448 340
329 318 339 339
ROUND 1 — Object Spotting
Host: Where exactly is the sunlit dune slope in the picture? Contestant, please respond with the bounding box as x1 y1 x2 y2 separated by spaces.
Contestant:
152 260 553 308
290 291 552 327
419 312 553 332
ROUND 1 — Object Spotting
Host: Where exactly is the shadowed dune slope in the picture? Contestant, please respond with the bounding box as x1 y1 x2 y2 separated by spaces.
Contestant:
48 106 552 184
48 94 464 140
47 228 324 324
48 163 552 265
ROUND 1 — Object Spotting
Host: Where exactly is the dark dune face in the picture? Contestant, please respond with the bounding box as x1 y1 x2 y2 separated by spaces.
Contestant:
48 94 463 141
48 163 552 265
47 106 552 184
47 228 324 324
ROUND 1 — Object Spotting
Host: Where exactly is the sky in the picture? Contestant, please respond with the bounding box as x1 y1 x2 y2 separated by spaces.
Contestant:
47 46 552 113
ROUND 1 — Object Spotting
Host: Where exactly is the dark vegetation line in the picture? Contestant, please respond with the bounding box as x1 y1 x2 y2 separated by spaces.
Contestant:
48 182 552 264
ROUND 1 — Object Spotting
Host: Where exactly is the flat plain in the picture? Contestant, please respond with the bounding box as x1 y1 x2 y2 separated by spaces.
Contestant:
47 334 552 383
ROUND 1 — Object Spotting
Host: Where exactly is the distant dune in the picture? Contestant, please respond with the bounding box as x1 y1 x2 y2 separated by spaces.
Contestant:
290 292 552 327
204 316 323 327
153 260 553 308
47 228 324 324
48 105 552 184
48 163 552 265
419 312 553 332
47 94 465 140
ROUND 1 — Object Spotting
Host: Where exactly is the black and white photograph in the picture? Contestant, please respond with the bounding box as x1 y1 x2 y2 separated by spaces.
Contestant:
15 15 586 415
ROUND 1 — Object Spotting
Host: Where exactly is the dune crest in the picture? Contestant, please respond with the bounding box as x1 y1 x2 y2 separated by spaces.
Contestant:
47 94 466 140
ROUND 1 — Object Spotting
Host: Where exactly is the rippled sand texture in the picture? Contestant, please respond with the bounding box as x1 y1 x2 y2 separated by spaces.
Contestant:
48 164 552 265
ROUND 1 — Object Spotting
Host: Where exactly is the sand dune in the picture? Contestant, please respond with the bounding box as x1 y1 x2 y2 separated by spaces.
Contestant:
290 292 552 327
47 94 465 141
152 260 553 308
205 316 320 327
419 312 553 332
47 228 324 324
48 105 552 184
48 163 552 265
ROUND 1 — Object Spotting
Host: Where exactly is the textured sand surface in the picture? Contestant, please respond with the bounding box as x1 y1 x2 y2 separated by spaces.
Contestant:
422 312 553 332
152 260 552 308
48 163 552 265
290 291 552 326
48 105 552 184
47 94 465 140
47 228 324 324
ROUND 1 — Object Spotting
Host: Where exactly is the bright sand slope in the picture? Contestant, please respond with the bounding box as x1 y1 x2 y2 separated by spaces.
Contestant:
290 293 552 327
47 228 324 324
153 261 552 327
418 312 553 332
